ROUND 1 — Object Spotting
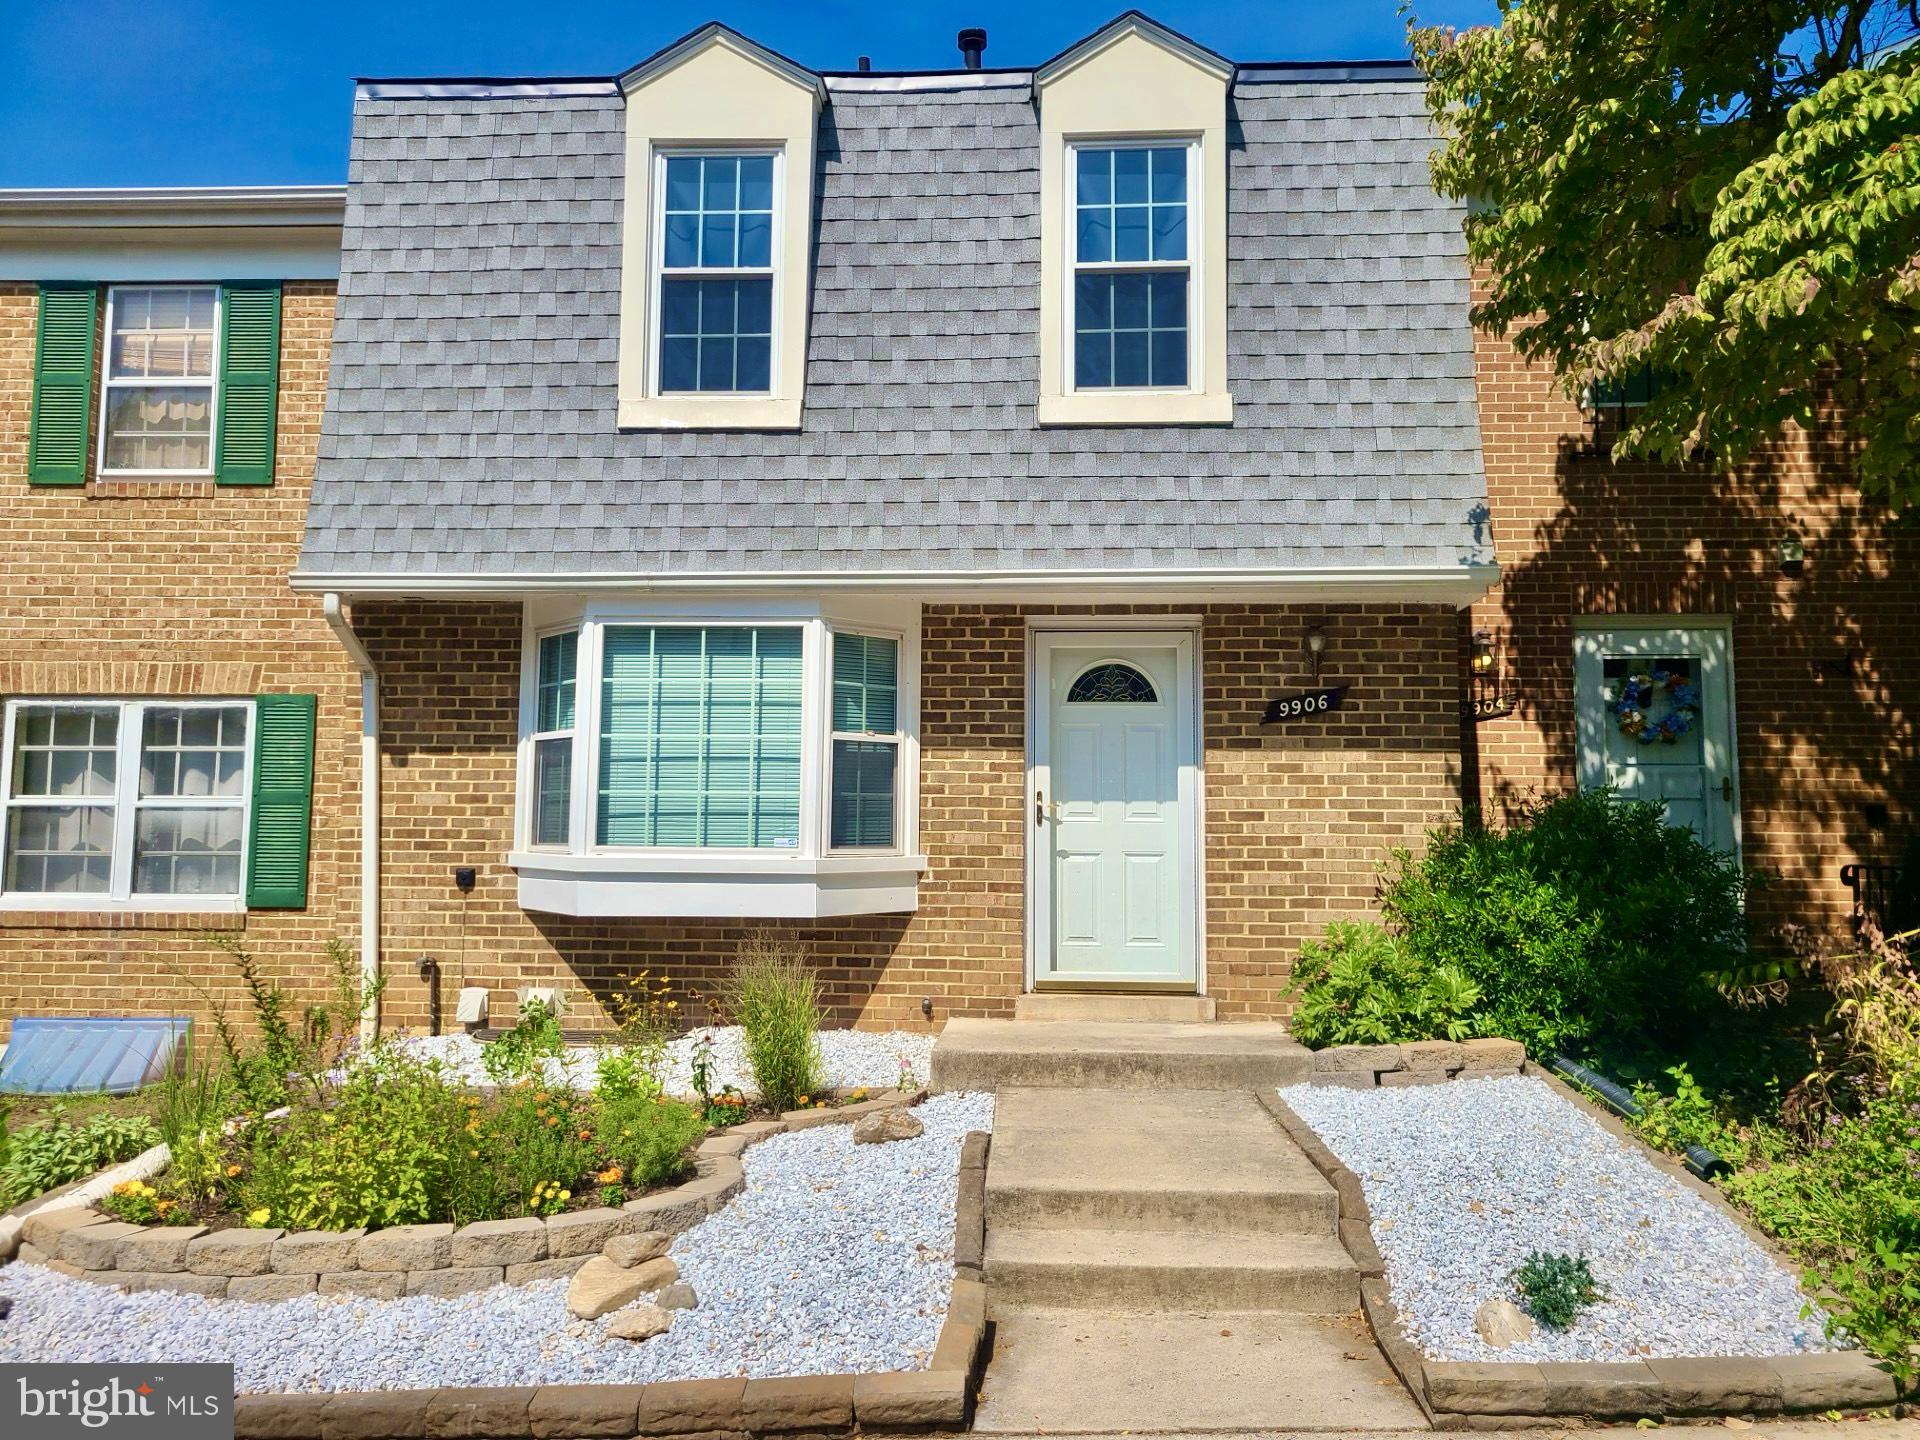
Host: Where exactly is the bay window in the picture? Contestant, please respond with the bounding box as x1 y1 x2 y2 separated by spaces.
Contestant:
2 699 251 904
512 607 922 918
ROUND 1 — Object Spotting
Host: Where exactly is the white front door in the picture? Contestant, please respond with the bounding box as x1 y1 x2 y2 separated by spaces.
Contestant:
1030 630 1198 988
1574 622 1740 857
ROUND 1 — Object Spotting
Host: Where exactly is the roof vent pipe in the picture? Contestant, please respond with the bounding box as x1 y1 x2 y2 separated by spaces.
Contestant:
957 28 986 70
857 55 871 72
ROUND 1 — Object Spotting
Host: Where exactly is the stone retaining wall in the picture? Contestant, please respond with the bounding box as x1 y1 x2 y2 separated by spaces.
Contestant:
11 1090 927 1302
1308 1038 1526 1089
1265 1082 1904 1424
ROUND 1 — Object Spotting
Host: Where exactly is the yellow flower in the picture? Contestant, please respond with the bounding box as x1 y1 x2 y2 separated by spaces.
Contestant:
225 1164 243 1177
469 1150 479 1159
557 1190 571 1202
247 1208 272 1226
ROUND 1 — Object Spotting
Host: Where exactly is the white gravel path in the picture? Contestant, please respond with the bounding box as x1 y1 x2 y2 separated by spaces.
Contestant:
1279 1075 1830 1362
390 1027 934 1100
0 1091 992 1393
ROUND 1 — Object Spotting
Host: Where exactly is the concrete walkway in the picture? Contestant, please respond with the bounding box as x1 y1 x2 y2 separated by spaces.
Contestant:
938 1014 1424 1433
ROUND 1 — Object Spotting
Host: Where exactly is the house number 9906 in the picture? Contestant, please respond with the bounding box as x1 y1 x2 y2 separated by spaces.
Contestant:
1261 685 1350 725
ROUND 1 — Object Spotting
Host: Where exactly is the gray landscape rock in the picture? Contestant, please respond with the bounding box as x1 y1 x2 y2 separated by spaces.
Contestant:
0 1093 993 1390
852 1108 924 1145
656 1283 697 1311
565 1257 651 1320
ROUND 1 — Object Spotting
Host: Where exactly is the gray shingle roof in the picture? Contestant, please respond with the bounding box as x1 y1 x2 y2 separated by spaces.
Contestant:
298 76 1492 582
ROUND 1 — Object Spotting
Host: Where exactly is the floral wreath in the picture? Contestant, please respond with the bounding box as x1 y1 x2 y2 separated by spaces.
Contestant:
1608 668 1701 744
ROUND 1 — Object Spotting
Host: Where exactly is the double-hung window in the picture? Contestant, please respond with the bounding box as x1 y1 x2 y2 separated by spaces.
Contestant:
655 153 776 395
1071 144 1193 391
2 700 251 902
829 633 901 850
101 285 219 474
530 631 577 848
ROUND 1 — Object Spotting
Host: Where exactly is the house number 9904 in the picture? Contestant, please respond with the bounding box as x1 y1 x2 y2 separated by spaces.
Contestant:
1261 685 1350 725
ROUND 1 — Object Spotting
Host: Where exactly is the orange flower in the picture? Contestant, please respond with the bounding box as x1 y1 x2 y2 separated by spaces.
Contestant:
578 1129 592 1141
595 1166 624 1184
225 1163 243 1177
546 1116 560 1128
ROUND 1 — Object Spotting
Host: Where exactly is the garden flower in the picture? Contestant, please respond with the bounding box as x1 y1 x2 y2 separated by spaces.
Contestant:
248 1208 272 1225
558 1189 571 1202
225 1164 243 1177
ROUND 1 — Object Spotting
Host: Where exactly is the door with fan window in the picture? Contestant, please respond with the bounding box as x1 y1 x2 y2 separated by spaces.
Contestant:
1573 622 1740 859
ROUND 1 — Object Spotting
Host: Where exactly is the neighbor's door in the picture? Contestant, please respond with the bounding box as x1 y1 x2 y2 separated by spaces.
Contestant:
1573 623 1740 858
1030 631 1198 988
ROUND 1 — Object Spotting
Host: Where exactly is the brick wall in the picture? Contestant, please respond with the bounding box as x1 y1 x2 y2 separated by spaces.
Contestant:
356 600 1460 1031
1467 277 1920 945
0 280 361 1042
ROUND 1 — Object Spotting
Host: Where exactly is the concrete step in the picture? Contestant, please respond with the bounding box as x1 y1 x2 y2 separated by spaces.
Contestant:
985 1087 1336 1236
930 1018 1311 1092
1013 992 1217 1023
984 1227 1358 1313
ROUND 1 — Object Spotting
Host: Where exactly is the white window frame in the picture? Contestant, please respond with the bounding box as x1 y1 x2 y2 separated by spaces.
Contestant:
1063 136 1202 398
824 623 906 856
0 697 253 913
97 283 221 479
510 602 925 910
527 627 579 851
647 146 784 401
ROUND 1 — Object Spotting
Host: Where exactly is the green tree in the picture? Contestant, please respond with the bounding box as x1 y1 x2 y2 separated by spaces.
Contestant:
1412 2 1920 504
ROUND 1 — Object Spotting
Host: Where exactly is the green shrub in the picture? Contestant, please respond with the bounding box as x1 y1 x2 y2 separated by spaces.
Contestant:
240 1050 478 1230
596 1093 705 1190
728 934 823 1111
482 995 566 1084
1287 922 1482 1046
1510 1251 1604 1330
1288 790 1748 1056
153 1054 236 1202
0 1109 163 1207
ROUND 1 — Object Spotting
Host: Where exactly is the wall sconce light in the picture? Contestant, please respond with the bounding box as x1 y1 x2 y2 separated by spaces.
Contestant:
1775 535 1806 573
1469 629 1497 678
1464 627 1518 722
1304 623 1327 683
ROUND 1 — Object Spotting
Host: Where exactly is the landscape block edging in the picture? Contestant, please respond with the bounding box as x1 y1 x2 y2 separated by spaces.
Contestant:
13 1089 930 1299
1266 1068 1902 1422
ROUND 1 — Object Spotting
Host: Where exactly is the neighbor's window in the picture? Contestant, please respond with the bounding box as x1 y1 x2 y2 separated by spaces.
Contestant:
1072 144 1191 390
829 633 900 850
597 626 802 848
101 285 219 474
2 700 250 900
657 153 775 395
530 631 577 847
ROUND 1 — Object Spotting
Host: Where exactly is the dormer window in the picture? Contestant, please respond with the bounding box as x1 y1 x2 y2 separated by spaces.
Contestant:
656 153 776 394
1071 144 1193 390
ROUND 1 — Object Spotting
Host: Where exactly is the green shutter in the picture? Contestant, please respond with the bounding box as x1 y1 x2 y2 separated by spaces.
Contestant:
27 283 98 486
214 282 282 486
246 693 316 909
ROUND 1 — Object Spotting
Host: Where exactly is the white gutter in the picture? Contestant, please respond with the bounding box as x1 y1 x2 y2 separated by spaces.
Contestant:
322 593 382 1042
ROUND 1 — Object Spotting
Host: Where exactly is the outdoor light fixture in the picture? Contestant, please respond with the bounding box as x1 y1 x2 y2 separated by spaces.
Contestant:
1304 623 1327 683
1775 535 1806 573
1469 629 1497 677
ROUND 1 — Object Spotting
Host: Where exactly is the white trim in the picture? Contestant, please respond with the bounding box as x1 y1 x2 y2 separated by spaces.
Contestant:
0 697 254 911
1036 14 1234 87
0 186 345 226
1064 137 1203 400
510 601 923 916
618 24 825 100
823 71 1033 93
295 564 1503 606
1026 626 1204 994
646 147 783 401
357 80 619 100
97 283 221 479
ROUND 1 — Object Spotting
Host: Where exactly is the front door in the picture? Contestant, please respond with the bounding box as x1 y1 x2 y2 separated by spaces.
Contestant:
1030 630 1198 989
1574 622 1740 857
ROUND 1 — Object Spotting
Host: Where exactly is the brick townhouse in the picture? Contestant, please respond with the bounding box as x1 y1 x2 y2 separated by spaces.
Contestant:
1 12 1914 1043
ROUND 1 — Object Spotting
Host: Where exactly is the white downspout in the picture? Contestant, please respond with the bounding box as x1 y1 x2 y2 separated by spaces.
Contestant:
322 592 381 1043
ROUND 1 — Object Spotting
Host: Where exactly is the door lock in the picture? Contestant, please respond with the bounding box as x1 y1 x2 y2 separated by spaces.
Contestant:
1034 790 1046 826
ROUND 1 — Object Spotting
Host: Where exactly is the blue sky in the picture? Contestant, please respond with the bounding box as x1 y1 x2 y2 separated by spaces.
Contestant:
0 1 1499 188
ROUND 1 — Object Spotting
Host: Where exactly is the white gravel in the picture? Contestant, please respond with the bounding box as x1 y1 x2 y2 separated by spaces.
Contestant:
1279 1075 1830 1362
389 1027 934 1100
0 1091 993 1392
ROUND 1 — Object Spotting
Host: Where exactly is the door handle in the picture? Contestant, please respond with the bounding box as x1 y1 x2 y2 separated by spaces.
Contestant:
1034 790 1046 826
1721 776 1734 803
